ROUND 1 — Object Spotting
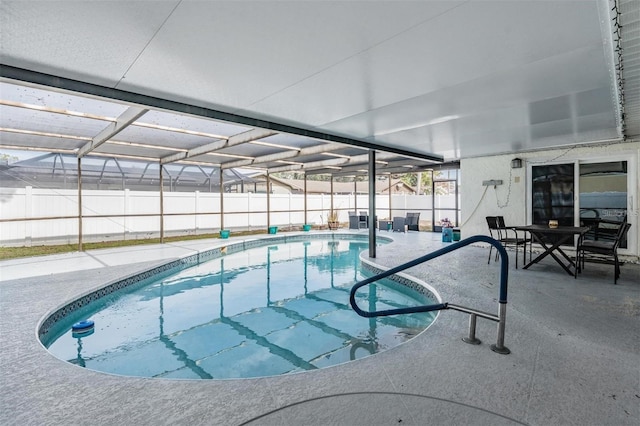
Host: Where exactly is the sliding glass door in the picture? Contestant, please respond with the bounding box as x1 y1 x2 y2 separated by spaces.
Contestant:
532 163 575 226
579 161 628 247
529 158 633 252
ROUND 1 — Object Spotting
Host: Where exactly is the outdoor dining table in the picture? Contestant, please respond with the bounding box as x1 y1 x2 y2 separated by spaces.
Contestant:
513 224 590 276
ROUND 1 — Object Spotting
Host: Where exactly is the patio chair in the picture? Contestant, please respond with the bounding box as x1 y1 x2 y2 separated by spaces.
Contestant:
358 212 369 229
577 222 631 284
348 211 359 230
392 216 407 232
405 212 420 231
486 216 528 268
497 216 531 265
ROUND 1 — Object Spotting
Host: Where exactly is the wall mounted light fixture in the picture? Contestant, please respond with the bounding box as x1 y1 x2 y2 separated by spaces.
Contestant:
511 158 523 169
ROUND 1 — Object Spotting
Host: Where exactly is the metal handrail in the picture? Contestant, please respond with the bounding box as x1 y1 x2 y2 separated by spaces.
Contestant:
349 235 511 354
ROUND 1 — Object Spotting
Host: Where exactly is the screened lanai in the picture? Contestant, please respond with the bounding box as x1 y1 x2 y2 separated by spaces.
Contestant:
0 77 450 251
1 0 639 258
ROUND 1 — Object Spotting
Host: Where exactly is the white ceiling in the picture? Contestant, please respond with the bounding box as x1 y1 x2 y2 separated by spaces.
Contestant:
1 0 638 162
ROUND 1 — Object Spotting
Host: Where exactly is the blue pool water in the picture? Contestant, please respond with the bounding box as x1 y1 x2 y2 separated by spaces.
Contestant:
45 238 438 379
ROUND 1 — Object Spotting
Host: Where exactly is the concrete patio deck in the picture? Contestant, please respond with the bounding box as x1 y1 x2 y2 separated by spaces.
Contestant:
1 231 638 425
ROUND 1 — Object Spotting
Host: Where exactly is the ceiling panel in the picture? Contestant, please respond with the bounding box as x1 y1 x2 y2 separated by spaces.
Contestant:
137 110 251 138
0 130 84 152
0 81 128 117
1 0 637 164
115 124 221 150
115 1 461 109
0 104 109 137
0 1 179 86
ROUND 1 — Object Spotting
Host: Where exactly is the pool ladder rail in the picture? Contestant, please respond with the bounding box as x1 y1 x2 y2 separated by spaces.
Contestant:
349 235 511 355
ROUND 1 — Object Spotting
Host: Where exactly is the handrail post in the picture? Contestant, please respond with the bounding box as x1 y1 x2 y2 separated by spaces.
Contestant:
491 302 510 354
462 314 481 345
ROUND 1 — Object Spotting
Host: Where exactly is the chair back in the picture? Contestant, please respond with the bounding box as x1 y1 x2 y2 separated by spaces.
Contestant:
613 223 632 250
496 216 507 229
486 216 502 239
486 216 499 230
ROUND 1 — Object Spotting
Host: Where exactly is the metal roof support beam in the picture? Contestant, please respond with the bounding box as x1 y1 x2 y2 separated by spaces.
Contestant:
220 142 344 169
335 159 429 175
1 66 443 163
160 128 277 165
267 152 398 174
77 106 148 158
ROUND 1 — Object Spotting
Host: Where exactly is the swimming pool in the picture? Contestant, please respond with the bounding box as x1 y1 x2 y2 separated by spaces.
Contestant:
42 236 439 379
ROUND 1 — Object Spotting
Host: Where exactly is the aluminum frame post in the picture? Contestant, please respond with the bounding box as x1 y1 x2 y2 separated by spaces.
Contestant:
266 171 271 230
368 150 376 258
219 168 224 231
77 157 83 251
159 164 164 243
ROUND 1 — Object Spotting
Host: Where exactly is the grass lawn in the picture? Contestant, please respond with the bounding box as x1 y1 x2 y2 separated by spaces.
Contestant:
0 229 275 261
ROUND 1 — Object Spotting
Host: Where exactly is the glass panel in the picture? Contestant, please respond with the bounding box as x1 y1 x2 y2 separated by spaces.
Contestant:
532 164 575 226
434 209 457 228
434 180 458 229
579 161 627 247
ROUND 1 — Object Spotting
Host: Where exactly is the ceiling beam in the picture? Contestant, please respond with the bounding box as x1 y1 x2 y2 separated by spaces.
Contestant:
334 159 431 174
267 152 398 174
77 106 147 158
220 142 344 169
0 66 444 163
160 128 276 165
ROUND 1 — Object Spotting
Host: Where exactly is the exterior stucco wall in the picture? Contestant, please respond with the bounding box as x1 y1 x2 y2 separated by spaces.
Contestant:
460 140 639 258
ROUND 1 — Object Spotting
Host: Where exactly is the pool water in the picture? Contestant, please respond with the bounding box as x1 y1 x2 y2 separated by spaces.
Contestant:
45 239 438 379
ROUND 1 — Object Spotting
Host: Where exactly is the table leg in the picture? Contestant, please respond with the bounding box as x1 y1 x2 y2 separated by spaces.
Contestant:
522 232 576 276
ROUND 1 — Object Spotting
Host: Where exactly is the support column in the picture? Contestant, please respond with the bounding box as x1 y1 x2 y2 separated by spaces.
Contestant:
159 164 164 243
77 157 83 251
25 186 32 247
368 151 376 258
266 171 271 229
304 174 308 225
330 176 334 216
388 174 392 219
354 179 358 214
219 168 224 230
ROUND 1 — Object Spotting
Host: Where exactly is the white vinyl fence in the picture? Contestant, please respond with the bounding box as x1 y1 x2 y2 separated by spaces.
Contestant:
0 187 450 246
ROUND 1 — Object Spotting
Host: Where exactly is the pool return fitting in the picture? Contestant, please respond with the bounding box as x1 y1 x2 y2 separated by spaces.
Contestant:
349 235 510 355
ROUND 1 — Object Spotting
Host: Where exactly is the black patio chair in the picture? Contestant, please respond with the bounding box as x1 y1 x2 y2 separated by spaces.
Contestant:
577 222 631 284
348 211 359 230
392 217 407 232
405 212 420 231
358 212 369 229
486 216 528 268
